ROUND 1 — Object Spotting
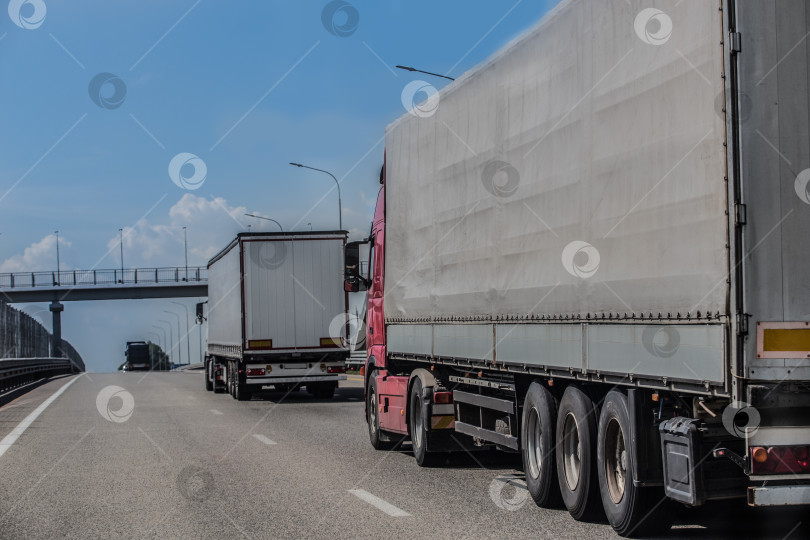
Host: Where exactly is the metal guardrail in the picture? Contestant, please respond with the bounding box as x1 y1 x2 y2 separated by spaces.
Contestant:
0 267 207 289
0 357 79 393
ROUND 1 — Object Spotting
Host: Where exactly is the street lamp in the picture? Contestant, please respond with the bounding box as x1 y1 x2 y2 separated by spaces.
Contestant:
182 226 188 281
153 325 167 365
171 301 191 366
54 230 60 285
395 65 455 81
163 311 183 365
244 214 283 232
157 320 174 366
118 228 124 283
289 163 342 230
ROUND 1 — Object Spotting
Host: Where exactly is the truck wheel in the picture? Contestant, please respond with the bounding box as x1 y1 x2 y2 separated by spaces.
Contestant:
313 382 336 399
409 377 438 467
556 385 602 521
522 382 561 507
204 360 213 391
367 373 393 450
597 391 674 537
228 363 236 398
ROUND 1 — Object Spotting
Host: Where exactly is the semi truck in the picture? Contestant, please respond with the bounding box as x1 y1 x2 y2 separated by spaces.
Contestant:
204 232 349 400
124 341 151 371
344 0 810 536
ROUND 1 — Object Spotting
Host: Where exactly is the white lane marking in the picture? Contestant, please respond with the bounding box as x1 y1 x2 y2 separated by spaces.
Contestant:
252 434 277 445
0 375 82 458
210 409 223 415
349 489 411 517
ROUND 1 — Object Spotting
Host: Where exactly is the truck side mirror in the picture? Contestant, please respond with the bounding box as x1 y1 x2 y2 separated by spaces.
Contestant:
196 302 206 324
345 241 368 292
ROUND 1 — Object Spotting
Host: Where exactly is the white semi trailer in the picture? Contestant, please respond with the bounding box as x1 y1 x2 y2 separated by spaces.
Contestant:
204 232 348 400
345 0 810 536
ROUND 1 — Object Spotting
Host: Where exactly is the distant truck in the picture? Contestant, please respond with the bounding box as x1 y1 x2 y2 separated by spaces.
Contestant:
204 232 349 400
124 341 151 371
345 0 810 536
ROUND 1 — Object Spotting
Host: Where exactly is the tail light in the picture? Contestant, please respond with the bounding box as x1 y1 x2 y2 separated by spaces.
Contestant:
750 445 810 474
247 368 266 377
433 391 452 404
328 365 346 374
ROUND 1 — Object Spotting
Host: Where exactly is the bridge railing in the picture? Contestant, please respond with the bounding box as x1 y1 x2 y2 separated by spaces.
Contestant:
0 267 208 289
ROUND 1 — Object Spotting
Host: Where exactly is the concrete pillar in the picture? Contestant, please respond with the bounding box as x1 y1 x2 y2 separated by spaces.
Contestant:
50 301 64 358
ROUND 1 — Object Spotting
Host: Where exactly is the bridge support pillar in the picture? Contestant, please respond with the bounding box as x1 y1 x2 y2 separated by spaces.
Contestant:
50 301 64 357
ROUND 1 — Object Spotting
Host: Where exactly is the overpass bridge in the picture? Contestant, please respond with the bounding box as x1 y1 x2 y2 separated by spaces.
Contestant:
0 266 208 356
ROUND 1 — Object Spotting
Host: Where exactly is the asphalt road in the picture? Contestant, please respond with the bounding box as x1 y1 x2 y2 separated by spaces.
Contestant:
0 372 806 539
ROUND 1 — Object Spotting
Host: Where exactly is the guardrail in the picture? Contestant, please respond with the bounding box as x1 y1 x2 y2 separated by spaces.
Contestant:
0 266 207 289
0 357 80 393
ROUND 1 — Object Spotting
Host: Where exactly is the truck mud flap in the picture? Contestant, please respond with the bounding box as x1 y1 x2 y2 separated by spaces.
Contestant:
660 417 705 505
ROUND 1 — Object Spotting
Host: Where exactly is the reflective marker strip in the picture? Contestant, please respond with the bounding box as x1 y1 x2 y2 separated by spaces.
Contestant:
431 415 455 430
349 489 410 517
0 375 82 459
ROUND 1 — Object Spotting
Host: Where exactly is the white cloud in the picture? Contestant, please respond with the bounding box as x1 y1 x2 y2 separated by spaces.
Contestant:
104 194 282 268
0 234 71 272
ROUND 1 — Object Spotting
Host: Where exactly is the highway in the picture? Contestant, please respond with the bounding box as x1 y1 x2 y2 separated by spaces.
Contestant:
0 373 806 539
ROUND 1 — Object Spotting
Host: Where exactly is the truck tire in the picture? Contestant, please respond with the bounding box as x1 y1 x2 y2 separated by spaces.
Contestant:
556 385 602 521
597 391 674 537
521 382 561 507
313 382 337 399
367 373 393 450
228 362 236 398
409 377 438 467
204 360 213 391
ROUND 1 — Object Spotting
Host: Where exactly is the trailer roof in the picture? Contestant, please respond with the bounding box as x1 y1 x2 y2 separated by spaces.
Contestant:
207 230 348 268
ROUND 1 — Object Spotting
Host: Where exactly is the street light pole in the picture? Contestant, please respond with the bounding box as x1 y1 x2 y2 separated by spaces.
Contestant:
183 226 188 281
163 310 182 365
119 228 124 283
153 325 167 367
171 301 191 366
244 214 283 232
54 230 61 285
158 320 174 366
395 65 455 81
289 163 342 230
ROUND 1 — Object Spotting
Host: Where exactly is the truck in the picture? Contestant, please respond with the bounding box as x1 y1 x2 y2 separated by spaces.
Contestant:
204 231 349 400
124 341 151 371
344 0 810 536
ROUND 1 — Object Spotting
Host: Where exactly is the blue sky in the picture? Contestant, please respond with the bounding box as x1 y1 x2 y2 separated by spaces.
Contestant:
1 0 560 371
